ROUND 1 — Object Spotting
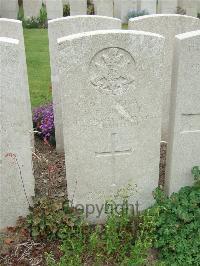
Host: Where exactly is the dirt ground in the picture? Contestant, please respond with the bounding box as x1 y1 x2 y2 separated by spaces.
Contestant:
33 138 166 199
33 138 67 200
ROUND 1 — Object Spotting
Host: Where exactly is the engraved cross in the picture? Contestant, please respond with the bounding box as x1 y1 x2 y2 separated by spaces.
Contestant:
95 133 132 181
95 133 132 158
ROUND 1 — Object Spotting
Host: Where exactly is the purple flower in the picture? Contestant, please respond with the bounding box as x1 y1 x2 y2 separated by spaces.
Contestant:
33 103 55 141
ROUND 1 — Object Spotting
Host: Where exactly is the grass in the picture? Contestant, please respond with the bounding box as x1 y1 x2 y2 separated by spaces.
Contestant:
24 26 128 108
24 29 51 108
122 23 128 29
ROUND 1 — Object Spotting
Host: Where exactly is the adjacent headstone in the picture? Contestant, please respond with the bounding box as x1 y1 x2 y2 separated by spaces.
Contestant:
0 19 34 147
114 0 121 18
69 0 87 15
121 0 137 23
48 16 121 152
0 37 35 229
139 0 157 14
198 0 200 14
129 14 200 141
58 30 164 223
166 30 200 195
94 0 113 17
185 0 198 17
0 0 18 19
159 0 177 14
46 0 63 19
23 0 42 18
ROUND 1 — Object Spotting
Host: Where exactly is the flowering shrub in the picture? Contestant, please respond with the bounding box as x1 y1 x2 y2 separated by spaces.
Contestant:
127 9 149 20
33 103 55 145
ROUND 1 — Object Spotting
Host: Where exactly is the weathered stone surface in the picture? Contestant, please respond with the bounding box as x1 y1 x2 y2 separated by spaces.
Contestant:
166 30 200 195
114 0 121 18
58 30 164 223
129 14 200 141
0 37 35 229
48 16 121 152
23 0 42 18
0 19 34 147
62 0 69 4
158 0 177 14
139 0 157 14
94 0 113 17
179 0 198 17
0 0 18 19
198 0 200 14
46 0 63 19
69 0 87 15
185 0 198 17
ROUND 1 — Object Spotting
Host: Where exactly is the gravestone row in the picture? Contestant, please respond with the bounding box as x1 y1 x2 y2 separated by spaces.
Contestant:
48 15 122 152
166 30 200 194
128 14 200 141
0 15 199 228
0 0 200 21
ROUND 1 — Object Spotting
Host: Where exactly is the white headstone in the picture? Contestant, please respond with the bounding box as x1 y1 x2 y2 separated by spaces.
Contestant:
0 37 35 229
1 0 18 19
58 30 164 223
129 14 200 141
23 0 42 18
166 30 200 195
69 0 87 15
94 0 113 17
121 0 137 23
198 0 200 14
114 0 121 18
46 0 63 19
139 0 157 14
185 0 198 17
159 0 177 14
48 15 121 152
0 19 34 147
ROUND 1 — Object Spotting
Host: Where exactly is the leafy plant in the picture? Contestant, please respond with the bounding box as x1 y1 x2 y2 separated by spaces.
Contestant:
45 198 152 265
33 103 55 144
127 9 149 20
26 197 84 240
192 166 200 183
17 4 24 21
21 3 47 28
87 0 95 15
45 252 57 266
27 171 200 265
150 184 200 265
176 6 186 15
38 3 48 28
22 17 41 29
63 4 70 17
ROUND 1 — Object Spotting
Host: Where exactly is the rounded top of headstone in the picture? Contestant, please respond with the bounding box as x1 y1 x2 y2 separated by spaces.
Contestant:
0 37 19 45
0 18 21 24
57 29 164 44
129 14 200 23
175 30 200 40
48 15 121 25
